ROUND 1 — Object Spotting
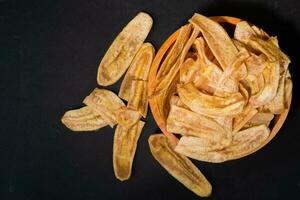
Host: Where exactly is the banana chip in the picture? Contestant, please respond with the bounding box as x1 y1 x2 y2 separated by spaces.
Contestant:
265 71 286 114
115 107 141 129
128 80 149 118
244 112 274 128
178 83 245 117
61 106 107 131
113 121 145 181
97 12 153 86
156 24 192 81
149 134 212 197
176 125 270 163
193 37 239 94
83 88 125 127
234 21 256 43
189 13 239 71
233 105 258 132
154 26 200 95
119 43 155 100
166 105 226 141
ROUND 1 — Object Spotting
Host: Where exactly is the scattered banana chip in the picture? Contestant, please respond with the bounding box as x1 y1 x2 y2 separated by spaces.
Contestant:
119 43 155 101
148 134 212 197
83 88 125 127
97 12 153 86
61 12 292 197
113 121 145 181
61 106 107 131
115 107 141 129
127 80 149 118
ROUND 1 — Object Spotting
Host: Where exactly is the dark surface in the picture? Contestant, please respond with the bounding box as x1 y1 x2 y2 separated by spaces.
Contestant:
1 0 300 199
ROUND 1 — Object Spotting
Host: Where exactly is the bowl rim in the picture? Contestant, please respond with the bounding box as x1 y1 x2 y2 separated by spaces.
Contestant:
148 16 292 162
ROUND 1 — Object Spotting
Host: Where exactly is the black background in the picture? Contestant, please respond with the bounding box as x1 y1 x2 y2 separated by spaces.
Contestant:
1 0 300 199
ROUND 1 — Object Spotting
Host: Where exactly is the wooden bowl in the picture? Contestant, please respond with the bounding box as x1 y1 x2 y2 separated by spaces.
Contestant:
148 16 292 162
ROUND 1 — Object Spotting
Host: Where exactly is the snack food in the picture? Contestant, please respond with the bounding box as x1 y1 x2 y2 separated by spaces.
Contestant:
151 14 292 164
61 106 107 131
149 134 212 197
97 12 153 86
113 121 145 181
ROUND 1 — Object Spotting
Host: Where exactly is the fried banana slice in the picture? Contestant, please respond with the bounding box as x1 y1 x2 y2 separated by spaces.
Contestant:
127 80 148 118
97 12 153 86
249 60 280 107
178 83 245 117
154 26 200 95
119 43 155 100
193 37 238 94
189 13 239 71
214 116 233 133
234 21 257 43
247 36 290 67
169 95 189 109
284 71 292 107
166 105 227 142
180 58 201 84
156 24 192 81
148 134 212 197
244 112 274 128
175 135 230 153
233 105 258 132
115 107 141 129
113 121 145 181
61 106 107 131
83 88 125 127
265 71 286 114
176 125 270 163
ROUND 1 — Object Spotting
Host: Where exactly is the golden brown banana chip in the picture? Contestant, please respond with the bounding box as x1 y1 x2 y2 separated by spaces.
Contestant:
244 112 274 128
193 37 238 94
180 58 200 84
189 13 239 71
127 80 148 118
175 135 231 153
284 72 292 107
154 26 200 95
249 60 280 107
154 70 180 122
247 36 290 67
233 105 258 132
214 116 233 132
176 125 270 163
83 88 125 127
166 105 226 142
251 25 270 39
61 106 107 131
265 71 286 114
113 121 145 181
119 43 155 101
156 24 192 81
148 134 212 197
169 95 189 109
115 107 141 129
234 21 256 43
97 12 153 86
178 83 245 117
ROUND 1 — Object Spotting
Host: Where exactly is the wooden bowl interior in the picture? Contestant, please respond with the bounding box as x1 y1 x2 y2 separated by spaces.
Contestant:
148 16 292 161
